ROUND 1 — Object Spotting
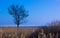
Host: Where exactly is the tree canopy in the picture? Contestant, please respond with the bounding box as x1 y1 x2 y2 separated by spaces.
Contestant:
8 5 29 27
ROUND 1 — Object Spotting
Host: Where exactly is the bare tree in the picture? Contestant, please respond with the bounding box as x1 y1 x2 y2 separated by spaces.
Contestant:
8 5 29 28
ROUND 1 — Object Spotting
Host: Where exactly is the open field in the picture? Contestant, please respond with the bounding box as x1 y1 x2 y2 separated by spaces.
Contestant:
0 27 38 38
0 26 60 38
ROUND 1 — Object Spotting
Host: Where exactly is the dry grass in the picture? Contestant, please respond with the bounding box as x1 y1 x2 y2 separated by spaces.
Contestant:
0 27 37 38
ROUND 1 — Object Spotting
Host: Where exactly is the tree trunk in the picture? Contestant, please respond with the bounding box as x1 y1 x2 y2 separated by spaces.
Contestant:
17 24 19 28
17 16 20 28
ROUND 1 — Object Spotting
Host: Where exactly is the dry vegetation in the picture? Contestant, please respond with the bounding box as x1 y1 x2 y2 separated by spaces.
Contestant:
0 27 38 38
0 21 60 38
0 25 60 38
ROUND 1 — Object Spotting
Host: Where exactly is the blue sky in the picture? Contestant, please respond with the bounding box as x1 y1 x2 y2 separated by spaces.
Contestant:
0 0 60 27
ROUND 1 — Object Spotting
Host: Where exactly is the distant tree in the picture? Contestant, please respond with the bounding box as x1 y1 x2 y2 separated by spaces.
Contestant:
8 5 29 28
49 20 60 26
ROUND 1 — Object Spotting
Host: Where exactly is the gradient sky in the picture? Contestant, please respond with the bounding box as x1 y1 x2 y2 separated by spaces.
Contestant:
0 0 60 27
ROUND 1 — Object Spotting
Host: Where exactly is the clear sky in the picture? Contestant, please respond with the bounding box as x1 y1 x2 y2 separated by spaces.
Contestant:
0 0 60 27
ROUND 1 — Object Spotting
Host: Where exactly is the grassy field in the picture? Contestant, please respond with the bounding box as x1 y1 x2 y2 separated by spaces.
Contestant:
0 27 38 38
0 26 60 38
